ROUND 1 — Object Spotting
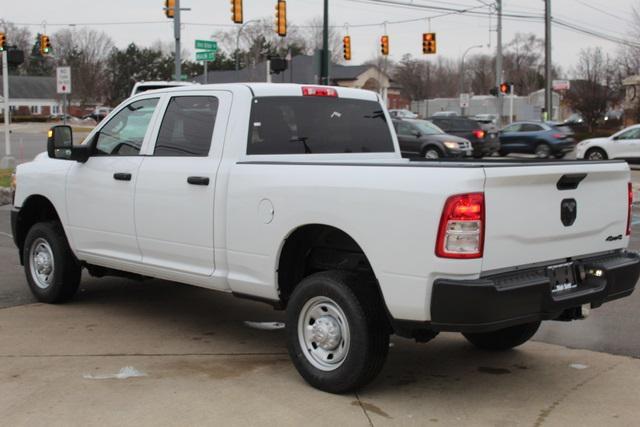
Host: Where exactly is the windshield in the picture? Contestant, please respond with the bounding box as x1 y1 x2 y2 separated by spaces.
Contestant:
407 120 444 135
247 96 394 154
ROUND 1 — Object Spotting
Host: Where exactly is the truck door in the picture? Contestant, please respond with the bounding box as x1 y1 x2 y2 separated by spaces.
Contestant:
134 91 231 277
66 96 161 262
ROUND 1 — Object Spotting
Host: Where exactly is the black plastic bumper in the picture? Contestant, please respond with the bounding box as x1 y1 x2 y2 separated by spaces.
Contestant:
429 251 640 333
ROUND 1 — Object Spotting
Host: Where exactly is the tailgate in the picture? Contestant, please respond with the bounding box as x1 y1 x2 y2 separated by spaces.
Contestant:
482 161 630 272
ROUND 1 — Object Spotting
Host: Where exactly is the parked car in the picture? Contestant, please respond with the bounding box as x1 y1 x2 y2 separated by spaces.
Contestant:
575 124 640 161
85 106 113 123
473 113 498 125
392 118 472 159
499 121 576 159
432 111 458 117
130 81 197 97
11 84 639 393
388 109 418 119
429 116 500 158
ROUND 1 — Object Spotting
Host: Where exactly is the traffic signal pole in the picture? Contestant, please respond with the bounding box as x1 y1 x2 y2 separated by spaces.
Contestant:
320 0 329 85
2 50 11 164
544 0 552 120
495 0 503 127
174 0 181 80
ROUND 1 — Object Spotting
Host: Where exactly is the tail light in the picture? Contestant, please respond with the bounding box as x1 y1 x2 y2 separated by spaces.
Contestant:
552 133 565 139
627 182 633 236
302 86 338 97
472 130 485 139
436 193 485 258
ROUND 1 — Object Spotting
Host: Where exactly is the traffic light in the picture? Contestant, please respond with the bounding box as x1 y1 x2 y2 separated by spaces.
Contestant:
275 0 287 37
500 82 512 94
40 35 51 55
0 33 5 52
231 0 243 24
380 35 389 56
343 36 351 61
164 0 175 18
422 32 436 54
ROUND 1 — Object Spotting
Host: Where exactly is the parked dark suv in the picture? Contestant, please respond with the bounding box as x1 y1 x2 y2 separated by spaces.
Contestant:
428 116 500 158
392 119 472 159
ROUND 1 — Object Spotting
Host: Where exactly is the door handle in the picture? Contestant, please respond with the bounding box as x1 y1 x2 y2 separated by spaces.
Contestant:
113 172 132 181
187 176 210 186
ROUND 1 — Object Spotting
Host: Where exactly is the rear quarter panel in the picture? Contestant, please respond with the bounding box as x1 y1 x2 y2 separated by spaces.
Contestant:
224 162 486 321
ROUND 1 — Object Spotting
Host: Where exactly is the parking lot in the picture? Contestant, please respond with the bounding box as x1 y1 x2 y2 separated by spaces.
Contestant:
2 124 640 426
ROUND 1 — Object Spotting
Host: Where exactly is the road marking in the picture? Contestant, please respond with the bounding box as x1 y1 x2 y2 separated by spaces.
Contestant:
0 231 13 239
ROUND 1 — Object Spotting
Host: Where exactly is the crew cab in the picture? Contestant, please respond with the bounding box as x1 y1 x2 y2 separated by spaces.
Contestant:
11 84 640 394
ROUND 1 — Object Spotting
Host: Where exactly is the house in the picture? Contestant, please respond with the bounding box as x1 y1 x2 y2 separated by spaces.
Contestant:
195 55 410 109
622 75 640 126
0 75 63 118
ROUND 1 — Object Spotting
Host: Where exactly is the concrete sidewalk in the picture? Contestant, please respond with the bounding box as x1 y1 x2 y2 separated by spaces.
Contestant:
1 279 639 426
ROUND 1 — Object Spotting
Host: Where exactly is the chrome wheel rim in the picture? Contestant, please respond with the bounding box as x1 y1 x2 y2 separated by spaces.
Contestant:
298 296 350 371
29 238 55 289
535 144 550 158
425 149 440 159
588 150 604 160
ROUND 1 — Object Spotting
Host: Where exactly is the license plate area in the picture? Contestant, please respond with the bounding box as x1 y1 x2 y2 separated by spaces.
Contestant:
547 262 579 296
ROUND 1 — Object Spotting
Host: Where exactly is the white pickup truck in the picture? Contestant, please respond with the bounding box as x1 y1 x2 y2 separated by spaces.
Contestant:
11 84 640 393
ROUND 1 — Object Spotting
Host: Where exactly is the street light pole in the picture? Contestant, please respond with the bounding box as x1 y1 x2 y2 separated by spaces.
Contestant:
495 0 503 127
544 0 552 120
320 0 329 85
459 44 483 116
235 19 259 72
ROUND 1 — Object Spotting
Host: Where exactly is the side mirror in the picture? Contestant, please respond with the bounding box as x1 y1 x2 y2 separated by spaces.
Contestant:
413 130 421 137
47 125 90 162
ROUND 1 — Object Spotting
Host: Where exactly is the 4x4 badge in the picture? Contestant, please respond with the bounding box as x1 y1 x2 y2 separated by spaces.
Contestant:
561 198 577 226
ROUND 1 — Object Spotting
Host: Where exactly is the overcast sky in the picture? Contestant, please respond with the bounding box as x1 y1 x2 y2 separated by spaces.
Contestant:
4 0 637 74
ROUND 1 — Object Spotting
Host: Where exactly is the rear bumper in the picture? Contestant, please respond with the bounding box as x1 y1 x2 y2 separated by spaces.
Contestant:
428 251 639 333
552 139 576 153
473 137 500 156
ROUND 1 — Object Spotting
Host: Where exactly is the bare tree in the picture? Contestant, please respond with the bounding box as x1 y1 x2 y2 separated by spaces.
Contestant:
53 28 114 105
300 17 344 64
0 21 33 74
565 48 618 131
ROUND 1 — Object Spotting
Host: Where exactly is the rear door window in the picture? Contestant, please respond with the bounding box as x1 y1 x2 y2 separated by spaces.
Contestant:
247 96 394 155
154 96 218 156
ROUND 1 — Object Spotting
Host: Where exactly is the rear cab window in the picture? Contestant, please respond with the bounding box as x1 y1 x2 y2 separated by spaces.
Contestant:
246 96 394 155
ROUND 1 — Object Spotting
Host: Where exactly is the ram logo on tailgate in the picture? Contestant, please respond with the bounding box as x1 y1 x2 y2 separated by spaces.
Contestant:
561 198 577 226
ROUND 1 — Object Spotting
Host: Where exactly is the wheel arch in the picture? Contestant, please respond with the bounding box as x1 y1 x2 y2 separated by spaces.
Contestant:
275 223 392 323
420 142 444 157
14 194 63 265
585 145 609 159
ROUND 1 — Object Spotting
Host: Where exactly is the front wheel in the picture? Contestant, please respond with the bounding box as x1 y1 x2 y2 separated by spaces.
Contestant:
23 221 81 303
286 271 390 393
463 321 541 351
423 146 442 159
585 148 607 160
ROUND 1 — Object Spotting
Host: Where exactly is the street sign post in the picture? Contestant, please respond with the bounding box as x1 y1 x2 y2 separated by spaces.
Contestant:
195 40 217 51
56 66 71 125
196 51 216 61
195 40 217 84
459 93 470 115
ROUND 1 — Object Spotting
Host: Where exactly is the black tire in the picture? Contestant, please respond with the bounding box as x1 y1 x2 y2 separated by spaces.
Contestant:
534 142 551 159
585 147 607 160
553 152 566 159
473 152 484 159
463 321 541 351
23 221 81 304
286 270 390 393
498 149 508 157
422 146 443 159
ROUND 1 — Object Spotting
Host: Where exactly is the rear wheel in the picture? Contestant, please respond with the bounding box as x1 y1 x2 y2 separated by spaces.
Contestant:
463 321 541 351
585 147 607 160
553 152 566 159
534 143 551 159
423 146 442 159
286 271 390 393
23 222 81 303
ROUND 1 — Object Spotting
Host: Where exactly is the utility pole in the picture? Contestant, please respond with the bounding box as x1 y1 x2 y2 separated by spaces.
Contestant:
174 0 181 80
320 0 329 85
544 0 552 120
495 0 503 127
2 49 11 167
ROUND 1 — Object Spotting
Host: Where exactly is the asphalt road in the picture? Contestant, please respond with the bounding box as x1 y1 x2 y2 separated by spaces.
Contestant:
2 198 640 358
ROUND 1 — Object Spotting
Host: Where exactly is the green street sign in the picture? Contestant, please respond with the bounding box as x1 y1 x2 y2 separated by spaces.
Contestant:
195 40 218 51
196 51 216 61
172 74 188 81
